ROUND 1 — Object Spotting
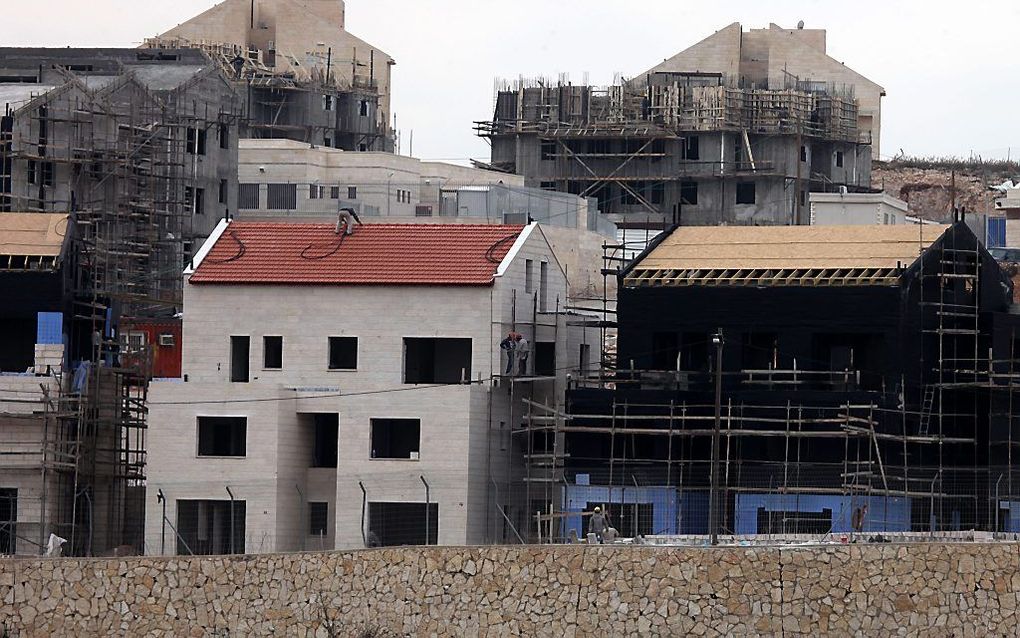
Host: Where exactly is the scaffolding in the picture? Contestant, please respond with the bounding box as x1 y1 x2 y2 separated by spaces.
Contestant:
143 36 391 151
516 227 1020 544
0 63 242 555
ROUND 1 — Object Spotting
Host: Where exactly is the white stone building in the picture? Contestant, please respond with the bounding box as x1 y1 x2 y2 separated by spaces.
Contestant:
809 191 909 226
145 220 596 554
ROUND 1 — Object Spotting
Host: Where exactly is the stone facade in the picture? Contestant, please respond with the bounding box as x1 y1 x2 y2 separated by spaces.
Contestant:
2 543 1020 636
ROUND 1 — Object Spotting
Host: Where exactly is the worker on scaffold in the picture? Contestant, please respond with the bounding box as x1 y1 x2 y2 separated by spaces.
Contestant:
500 331 517 376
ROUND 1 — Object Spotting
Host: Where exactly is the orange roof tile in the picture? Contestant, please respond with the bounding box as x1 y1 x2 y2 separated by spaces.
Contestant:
189 222 523 286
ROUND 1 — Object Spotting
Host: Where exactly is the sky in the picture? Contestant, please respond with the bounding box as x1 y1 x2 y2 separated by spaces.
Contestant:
5 0 1019 164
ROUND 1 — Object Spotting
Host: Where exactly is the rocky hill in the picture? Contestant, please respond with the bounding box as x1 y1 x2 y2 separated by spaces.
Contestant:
872 159 1020 220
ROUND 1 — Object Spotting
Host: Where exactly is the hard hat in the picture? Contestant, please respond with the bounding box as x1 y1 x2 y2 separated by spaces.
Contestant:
594 506 601 512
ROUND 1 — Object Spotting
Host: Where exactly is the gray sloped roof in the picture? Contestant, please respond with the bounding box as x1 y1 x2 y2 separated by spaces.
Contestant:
0 83 57 109
130 65 207 91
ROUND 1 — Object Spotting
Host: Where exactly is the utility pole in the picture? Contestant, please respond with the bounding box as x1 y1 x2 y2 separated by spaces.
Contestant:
794 125 803 225
709 329 725 545
950 170 956 215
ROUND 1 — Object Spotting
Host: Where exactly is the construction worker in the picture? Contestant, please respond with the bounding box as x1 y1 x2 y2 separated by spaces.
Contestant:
336 206 362 235
500 332 517 376
589 506 608 544
852 504 869 533
515 332 530 377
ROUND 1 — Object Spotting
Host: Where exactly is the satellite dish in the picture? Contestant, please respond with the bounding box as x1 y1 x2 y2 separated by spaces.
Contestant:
797 20 805 29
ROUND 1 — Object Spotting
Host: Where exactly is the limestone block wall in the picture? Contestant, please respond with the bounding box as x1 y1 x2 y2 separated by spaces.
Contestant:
2 544 1020 637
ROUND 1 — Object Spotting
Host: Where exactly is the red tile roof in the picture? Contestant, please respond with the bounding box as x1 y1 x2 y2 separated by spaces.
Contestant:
189 222 524 286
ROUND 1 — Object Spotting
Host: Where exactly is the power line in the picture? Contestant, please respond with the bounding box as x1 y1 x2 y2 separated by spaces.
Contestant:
145 379 488 406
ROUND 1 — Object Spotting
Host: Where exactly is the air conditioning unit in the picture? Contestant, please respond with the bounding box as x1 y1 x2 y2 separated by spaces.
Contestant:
158 334 176 347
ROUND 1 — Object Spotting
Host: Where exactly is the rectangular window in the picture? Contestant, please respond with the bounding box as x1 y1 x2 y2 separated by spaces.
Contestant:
219 123 229 150
267 183 297 210
680 332 709 372
328 336 358 370
359 100 369 117
27 160 36 185
835 151 844 168
187 127 207 155
611 502 655 538
539 261 549 312
368 502 438 547
736 182 756 205
742 333 778 370
309 502 329 536
348 186 358 200
239 183 260 209
42 162 54 187
176 500 245 555
535 342 556 376
525 259 534 293
194 187 205 215
0 488 16 555
263 336 282 369
650 182 664 205
541 139 556 161
800 145 808 162
651 332 680 371
371 418 421 459
579 343 591 377
312 413 339 468
415 204 433 217
540 181 556 191
322 94 334 111
197 416 247 457
230 336 249 383
680 181 698 206
682 136 700 160
330 186 340 199
403 337 471 384
219 179 228 204
309 184 321 200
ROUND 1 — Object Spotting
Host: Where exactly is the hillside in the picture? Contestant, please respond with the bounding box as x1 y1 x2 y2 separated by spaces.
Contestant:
872 159 1020 220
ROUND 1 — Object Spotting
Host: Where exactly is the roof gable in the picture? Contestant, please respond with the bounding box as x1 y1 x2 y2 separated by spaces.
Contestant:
0 213 71 267
625 225 947 287
189 222 523 286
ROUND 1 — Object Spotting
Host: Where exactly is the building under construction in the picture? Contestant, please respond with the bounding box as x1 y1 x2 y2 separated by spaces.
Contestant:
519 218 1020 541
0 47 243 556
477 23 884 229
145 0 394 151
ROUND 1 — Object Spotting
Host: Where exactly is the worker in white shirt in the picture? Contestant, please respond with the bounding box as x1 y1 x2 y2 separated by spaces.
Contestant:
515 333 530 376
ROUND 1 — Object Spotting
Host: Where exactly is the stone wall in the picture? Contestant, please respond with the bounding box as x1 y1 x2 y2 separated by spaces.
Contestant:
2 543 1019 636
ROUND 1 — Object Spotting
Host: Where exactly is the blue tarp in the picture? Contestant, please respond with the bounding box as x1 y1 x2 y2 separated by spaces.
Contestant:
733 493 911 534
36 312 63 345
988 218 1006 248
562 485 679 537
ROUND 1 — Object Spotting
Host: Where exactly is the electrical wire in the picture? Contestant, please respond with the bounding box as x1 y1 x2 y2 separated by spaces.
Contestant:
485 233 520 263
299 229 347 260
147 379 488 406
202 230 246 264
